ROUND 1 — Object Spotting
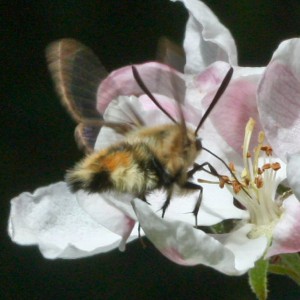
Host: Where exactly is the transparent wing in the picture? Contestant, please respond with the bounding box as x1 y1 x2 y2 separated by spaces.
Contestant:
46 39 109 153
156 37 185 73
46 38 107 123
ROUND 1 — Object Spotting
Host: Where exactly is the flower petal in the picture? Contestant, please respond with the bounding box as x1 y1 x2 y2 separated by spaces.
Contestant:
287 152 300 200
97 62 185 114
258 38 300 162
172 0 237 74
185 61 231 112
202 66 264 158
192 62 232 94
76 190 139 251
265 196 300 258
8 182 126 259
132 199 267 275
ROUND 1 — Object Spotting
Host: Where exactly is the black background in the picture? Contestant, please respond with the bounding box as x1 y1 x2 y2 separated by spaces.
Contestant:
2 1 300 299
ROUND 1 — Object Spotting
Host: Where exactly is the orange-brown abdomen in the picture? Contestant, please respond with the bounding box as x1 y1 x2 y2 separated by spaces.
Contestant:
66 142 172 196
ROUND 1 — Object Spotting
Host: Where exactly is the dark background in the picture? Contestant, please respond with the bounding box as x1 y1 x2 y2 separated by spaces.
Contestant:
2 1 300 299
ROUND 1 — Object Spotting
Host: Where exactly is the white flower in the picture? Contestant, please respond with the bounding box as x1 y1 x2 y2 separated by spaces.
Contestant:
8 0 300 270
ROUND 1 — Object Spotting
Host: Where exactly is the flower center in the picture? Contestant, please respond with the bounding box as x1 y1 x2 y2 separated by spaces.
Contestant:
226 118 283 238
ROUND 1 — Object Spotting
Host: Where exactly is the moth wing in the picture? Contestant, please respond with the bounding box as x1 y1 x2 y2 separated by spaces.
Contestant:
156 37 185 73
74 123 100 153
46 38 106 123
155 37 189 143
74 120 134 153
46 38 119 153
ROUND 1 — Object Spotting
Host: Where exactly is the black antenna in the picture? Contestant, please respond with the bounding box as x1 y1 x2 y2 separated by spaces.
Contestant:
195 67 233 135
132 66 177 124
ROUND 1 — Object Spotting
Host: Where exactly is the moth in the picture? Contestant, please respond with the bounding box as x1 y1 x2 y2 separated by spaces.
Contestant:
46 39 233 225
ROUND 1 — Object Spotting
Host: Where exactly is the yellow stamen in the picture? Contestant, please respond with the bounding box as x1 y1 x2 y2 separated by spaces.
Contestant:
224 118 285 235
253 131 265 175
243 118 256 180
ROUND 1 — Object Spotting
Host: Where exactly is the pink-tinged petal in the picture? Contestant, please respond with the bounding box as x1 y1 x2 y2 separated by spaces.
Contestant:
132 199 267 275
172 0 237 74
203 75 262 156
140 94 201 126
97 62 185 114
193 62 232 94
258 39 300 162
184 62 231 114
8 182 125 259
76 190 138 251
192 63 264 96
287 152 300 200
265 196 300 258
186 64 265 167
138 94 200 126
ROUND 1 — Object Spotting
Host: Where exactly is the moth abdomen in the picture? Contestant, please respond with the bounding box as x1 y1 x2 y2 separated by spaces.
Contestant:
65 142 165 196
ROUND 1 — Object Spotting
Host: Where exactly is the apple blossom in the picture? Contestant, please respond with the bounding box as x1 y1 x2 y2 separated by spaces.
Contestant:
8 1 300 289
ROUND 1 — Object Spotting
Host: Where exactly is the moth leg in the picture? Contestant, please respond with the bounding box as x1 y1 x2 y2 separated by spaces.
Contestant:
181 181 203 227
187 162 221 179
161 188 173 218
138 194 150 204
185 162 222 227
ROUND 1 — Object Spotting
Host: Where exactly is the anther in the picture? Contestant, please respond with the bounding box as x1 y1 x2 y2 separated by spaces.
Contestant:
261 145 273 156
232 180 242 193
219 175 230 188
255 176 263 189
271 162 281 171
229 162 236 172
262 163 271 170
